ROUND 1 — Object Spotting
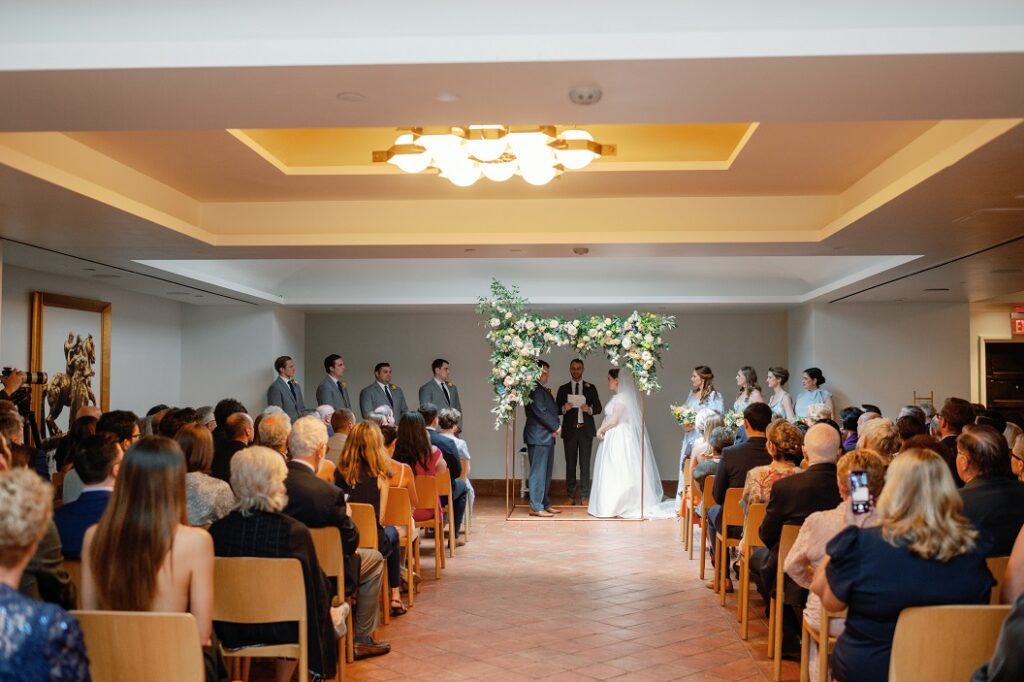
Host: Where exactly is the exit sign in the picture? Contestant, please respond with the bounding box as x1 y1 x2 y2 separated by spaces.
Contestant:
1013 312 1024 337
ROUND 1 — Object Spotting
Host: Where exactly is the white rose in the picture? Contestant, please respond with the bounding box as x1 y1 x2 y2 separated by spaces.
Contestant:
490 318 500 327
513 337 524 348
550 319 559 329
621 337 632 350
587 328 599 338
520 347 532 357
644 333 654 343
641 350 652 362
504 311 512 319
567 325 578 337
604 317 612 325
525 320 535 330
644 360 654 369
503 375 515 386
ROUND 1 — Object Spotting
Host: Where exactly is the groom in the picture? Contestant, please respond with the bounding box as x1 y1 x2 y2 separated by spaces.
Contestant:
524 359 562 517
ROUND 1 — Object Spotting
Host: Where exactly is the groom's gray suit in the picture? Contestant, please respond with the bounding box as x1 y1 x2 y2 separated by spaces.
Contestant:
359 382 409 419
524 382 561 512
316 376 352 411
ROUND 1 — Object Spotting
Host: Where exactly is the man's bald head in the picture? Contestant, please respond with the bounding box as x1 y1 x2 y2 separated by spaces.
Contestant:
75 405 102 421
226 412 254 443
804 423 841 465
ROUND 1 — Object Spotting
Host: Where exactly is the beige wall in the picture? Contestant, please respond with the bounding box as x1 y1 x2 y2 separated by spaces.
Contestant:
305 309 789 481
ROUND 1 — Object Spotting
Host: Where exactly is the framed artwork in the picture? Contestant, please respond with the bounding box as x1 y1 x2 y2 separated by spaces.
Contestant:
29 292 111 437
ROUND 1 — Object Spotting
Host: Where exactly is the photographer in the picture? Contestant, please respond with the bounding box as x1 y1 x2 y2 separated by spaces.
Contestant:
0 367 25 401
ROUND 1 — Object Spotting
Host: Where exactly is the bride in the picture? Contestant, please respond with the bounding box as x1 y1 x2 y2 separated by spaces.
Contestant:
588 368 676 519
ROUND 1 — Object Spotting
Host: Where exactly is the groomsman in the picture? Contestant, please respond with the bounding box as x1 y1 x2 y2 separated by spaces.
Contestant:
266 355 305 421
555 359 602 505
418 359 462 429
359 362 409 419
316 354 353 410
524 360 561 517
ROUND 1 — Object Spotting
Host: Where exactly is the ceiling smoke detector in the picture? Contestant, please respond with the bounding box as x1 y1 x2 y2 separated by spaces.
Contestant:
569 86 602 106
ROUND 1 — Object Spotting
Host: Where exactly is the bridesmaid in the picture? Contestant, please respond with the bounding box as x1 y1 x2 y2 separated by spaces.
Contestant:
766 366 796 420
678 366 723 495
733 367 764 412
794 367 835 420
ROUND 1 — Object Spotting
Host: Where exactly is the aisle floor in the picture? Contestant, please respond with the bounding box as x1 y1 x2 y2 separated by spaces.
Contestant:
280 497 799 681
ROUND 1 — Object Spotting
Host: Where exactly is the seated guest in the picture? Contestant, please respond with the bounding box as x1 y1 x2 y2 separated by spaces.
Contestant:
315 405 335 434
1002 525 1024 605
210 446 345 681
812 448 993 682
54 433 121 559
896 414 929 447
381 424 418 510
708 402 774 577
368 405 395 427
419 403 468 544
1005 421 1023 451
158 407 198 438
281 417 390 660
976 409 1008 436
96 409 141 452
691 409 725 463
806 403 833 426
54 415 97 503
0 468 90 681
0 411 47 481
1013 436 1024 482
938 397 975 486
751 423 844 658
740 419 802 513
785 449 886 681
438 407 474 532
54 407 101 472
898 404 927 421
857 418 900 464
211 412 253 482
326 408 355 466
839 407 863 452
335 422 407 616
195 406 216 432
176 424 234 527
211 398 247 448
393 411 445 523
82 436 225 682
694 426 733 501
972 592 1024 681
856 409 881 437
957 424 1024 556
257 408 291 461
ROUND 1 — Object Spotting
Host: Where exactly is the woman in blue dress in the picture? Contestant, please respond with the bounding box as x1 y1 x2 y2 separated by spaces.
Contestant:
0 467 91 681
766 366 796 420
732 366 764 412
794 367 835 421
677 365 723 496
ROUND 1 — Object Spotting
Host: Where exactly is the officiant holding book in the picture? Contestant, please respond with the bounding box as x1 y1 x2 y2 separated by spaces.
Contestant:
556 358 603 505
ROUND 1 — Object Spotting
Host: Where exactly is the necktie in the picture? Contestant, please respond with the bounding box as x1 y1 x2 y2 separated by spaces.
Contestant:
575 382 583 424
574 382 580 395
384 384 394 407
441 382 451 405
337 381 347 405
289 380 298 402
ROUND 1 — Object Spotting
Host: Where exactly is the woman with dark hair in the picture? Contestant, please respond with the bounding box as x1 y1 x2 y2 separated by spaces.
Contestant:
82 436 224 681
795 367 835 421
335 422 407 616
840 406 865 452
811 449 993 682
176 423 235 527
392 411 445 523
733 366 764 412
56 415 98 503
678 366 724 495
766 366 796 421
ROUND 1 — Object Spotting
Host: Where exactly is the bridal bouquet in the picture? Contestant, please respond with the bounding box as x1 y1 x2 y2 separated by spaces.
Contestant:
670 404 698 428
723 410 744 431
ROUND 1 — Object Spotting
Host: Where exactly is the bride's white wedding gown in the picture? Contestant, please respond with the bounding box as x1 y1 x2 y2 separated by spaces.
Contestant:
588 378 677 519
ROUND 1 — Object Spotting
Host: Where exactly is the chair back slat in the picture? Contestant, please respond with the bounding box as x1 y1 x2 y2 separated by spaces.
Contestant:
699 475 715 510
73 611 204 682
437 470 453 496
415 475 439 514
308 526 343 578
349 502 379 550
213 557 305 623
774 524 802 596
721 487 744 527
889 605 1011 681
986 555 1010 604
383 487 413 528
744 503 767 549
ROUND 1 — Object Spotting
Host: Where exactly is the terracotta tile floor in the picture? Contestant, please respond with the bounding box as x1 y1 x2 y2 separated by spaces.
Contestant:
260 498 799 681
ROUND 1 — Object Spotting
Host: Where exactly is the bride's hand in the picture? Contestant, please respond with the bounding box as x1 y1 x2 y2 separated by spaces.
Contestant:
597 431 605 440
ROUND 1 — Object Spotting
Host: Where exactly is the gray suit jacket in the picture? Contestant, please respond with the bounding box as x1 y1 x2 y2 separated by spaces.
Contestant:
316 375 352 411
524 383 560 446
359 382 408 419
267 377 306 421
419 379 462 413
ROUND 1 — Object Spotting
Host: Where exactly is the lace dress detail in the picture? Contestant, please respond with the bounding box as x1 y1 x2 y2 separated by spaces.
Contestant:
0 584 91 681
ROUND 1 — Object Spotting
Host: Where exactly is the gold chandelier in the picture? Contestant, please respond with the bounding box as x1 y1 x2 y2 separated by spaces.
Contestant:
372 126 616 187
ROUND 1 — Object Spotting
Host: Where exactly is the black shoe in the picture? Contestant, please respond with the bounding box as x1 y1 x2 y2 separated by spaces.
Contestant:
780 639 801 661
354 639 391 660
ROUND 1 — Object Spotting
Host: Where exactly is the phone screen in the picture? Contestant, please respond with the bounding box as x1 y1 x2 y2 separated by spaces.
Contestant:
849 470 871 515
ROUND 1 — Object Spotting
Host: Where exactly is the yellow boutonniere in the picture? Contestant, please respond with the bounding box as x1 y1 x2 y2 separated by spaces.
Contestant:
341 382 347 388
447 382 456 388
548 388 555 397
389 384 397 390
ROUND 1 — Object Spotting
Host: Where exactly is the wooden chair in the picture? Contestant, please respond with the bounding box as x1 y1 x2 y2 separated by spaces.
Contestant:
437 469 457 558
349 502 390 626
679 457 693 548
213 557 309 682
382 486 419 607
698 475 715 579
63 559 82 609
414 475 445 577
800 605 846 682
889 605 1011 681
308 526 355 667
767 524 801 681
73 611 204 681
714 487 744 606
738 502 767 639
987 555 1010 604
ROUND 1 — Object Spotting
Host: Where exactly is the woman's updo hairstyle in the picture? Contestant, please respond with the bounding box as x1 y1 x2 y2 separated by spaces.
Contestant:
608 368 620 380
804 367 826 387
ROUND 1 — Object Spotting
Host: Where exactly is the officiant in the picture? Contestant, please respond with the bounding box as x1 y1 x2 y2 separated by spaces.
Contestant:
556 359 603 505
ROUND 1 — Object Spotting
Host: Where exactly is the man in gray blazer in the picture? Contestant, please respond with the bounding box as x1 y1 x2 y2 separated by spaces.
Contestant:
359 362 409 419
266 355 306 421
524 360 562 517
316 354 353 411
418 358 462 429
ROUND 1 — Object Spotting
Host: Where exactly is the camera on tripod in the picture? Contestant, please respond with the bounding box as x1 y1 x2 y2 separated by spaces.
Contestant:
1 367 49 386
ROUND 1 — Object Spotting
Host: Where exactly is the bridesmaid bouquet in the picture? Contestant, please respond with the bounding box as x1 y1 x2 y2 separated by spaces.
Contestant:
723 410 744 431
670 404 697 428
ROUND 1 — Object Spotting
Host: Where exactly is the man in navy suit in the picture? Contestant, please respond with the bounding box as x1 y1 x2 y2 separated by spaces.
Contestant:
54 433 122 560
524 360 562 517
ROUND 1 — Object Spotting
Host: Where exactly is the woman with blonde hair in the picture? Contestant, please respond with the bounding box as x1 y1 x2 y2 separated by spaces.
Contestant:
858 417 901 464
811 448 994 682
0 467 90 681
335 421 406 616
82 436 224 681
691 410 725 465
